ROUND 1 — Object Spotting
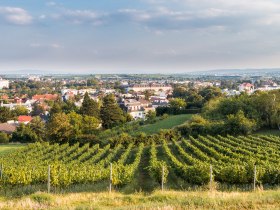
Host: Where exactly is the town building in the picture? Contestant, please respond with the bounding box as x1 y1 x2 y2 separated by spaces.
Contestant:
238 83 254 94
0 78 9 89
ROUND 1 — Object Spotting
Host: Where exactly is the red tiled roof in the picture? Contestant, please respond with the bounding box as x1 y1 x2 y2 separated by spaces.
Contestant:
241 83 254 87
18 116 32 123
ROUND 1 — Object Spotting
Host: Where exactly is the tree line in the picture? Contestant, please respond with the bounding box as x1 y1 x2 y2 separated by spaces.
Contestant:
177 90 280 136
1 93 131 144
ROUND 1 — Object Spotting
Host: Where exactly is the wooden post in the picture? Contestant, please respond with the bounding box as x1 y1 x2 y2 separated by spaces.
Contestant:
253 165 256 191
109 163 112 193
210 165 213 189
161 165 164 191
47 165 51 193
0 163 3 180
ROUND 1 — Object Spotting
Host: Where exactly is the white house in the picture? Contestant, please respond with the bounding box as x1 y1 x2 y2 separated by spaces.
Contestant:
238 83 254 94
122 99 155 120
0 78 9 89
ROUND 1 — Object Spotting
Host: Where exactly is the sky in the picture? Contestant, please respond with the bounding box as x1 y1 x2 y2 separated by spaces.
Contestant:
1 0 280 74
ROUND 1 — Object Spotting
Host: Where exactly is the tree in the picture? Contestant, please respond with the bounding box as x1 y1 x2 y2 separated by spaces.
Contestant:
49 102 62 118
146 110 156 122
173 86 188 98
199 86 223 102
13 106 28 116
11 124 39 143
224 110 257 135
63 100 78 114
100 94 126 129
143 90 152 101
80 92 100 118
169 98 186 109
82 115 100 134
30 117 46 141
31 103 45 116
47 113 73 144
68 111 83 137
0 132 9 143
0 107 13 123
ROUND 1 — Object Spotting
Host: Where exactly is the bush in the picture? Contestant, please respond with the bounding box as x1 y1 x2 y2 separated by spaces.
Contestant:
0 132 9 143
161 113 169 120
156 107 201 116
176 111 256 137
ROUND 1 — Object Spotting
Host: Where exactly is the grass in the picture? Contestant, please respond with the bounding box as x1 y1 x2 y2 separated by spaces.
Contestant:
0 189 280 209
137 114 192 135
0 144 26 156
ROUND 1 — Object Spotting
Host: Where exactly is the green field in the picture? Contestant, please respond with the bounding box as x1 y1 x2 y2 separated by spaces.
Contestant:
0 144 26 156
137 114 192 134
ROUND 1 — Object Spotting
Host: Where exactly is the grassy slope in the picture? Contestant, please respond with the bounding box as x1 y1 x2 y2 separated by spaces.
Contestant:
137 114 192 135
1 190 280 209
0 144 25 156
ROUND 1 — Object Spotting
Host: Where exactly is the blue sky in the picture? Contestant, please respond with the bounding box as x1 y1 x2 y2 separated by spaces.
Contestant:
1 0 280 74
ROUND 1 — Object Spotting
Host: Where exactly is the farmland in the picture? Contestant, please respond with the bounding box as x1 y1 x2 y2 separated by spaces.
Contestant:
1 134 280 193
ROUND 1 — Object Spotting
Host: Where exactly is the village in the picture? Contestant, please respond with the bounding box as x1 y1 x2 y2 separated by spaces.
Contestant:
1 75 280 136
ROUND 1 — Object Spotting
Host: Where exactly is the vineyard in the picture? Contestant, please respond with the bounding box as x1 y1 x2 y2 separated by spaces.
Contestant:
1 134 280 192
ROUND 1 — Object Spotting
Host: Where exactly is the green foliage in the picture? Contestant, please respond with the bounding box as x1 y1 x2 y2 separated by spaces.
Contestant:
169 98 187 109
11 124 39 143
203 90 280 131
100 94 126 129
172 86 222 109
45 111 100 144
47 113 73 144
30 192 54 204
224 110 257 135
82 115 100 134
0 107 13 123
12 106 28 116
11 117 46 143
31 103 45 116
0 132 9 143
146 110 156 123
148 142 169 184
1 134 280 188
80 92 100 118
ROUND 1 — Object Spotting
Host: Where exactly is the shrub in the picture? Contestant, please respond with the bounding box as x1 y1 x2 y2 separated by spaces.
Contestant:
0 132 9 143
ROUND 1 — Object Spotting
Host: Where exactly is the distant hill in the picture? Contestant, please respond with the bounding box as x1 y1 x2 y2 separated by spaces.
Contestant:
188 68 280 76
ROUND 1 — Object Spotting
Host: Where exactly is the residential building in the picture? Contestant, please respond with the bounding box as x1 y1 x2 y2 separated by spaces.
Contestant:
127 83 172 93
121 98 155 120
238 83 254 94
0 123 16 134
0 78 9 89
18 116 33 124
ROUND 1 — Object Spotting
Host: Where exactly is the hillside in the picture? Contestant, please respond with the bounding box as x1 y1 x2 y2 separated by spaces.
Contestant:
1 134 280 196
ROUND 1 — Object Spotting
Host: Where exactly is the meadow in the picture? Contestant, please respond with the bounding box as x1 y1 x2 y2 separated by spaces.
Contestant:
137 114 192 134
0 190 280 209
0 144 26 156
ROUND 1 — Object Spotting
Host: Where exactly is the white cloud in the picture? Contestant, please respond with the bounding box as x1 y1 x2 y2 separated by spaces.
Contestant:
46 2 57 7
0 7 32 25
30 43 63 49
51 2 280 31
